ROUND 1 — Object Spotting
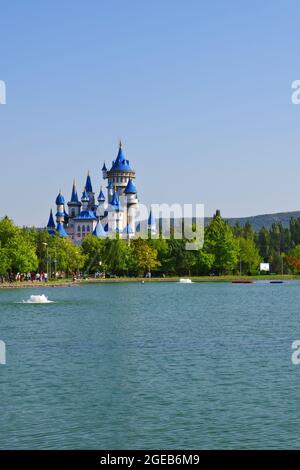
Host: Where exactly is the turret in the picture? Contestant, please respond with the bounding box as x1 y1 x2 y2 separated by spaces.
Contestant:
81 188 89 211
67 180 81 218
56 222 68 238
93 220 107 238
110 190 120 210
85 172 95 210
148 208 157 236
107 180 114 204
124 179 138 235
124 178 137 204
55 191 65 224
96 186 105 218
102 162 107 179
47 209 56 235
105 142 136 196
108 189 121 233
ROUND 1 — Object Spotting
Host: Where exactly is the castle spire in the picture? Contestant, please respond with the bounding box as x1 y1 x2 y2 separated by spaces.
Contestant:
70 179 79 203
85 172 93 193
98 185 105 202
47 209 56 235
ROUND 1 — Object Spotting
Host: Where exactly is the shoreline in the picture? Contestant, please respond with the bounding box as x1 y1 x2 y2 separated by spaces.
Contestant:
1 274 300 289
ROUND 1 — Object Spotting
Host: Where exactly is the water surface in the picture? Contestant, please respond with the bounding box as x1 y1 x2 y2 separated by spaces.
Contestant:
0 281 300 449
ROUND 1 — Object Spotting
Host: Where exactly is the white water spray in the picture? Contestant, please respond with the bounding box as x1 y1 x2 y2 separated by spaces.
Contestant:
22 294 54 304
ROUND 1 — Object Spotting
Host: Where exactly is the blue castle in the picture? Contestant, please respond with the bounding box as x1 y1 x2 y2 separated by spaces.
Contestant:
46 142 152 244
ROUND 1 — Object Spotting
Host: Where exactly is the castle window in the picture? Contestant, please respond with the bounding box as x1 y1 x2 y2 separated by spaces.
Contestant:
71 209 75 217
87 226 90 232
82 226 85 232
77 226 81 232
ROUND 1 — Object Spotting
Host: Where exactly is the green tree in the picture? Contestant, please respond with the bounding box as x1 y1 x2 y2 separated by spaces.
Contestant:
0 246 11 276
237 237 262 275
0 216 19 246
149 238 169 274
102 239 131 275
204 210 239 275
81 234 106 274
195 250 215 275
290 217 300 246
6 235 38 273
132 239 160 275
242 221 255 241
48 236 85 276
257 226 270 260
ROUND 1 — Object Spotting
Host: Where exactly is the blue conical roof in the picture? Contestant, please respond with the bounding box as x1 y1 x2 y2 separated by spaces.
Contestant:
111 190 119 209
110 142 132 171
70 181 79 203
124 179 137 194
85 172 93 193
56 222 68 238
98 187 105 201
81 188 89 201
107 180 113 189
148 209 156 226
93 220 106 237
56 191 65 205
102 162 107 171
47 209 55 229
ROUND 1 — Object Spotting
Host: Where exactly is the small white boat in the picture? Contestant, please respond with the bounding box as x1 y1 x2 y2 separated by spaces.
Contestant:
179 278 193 284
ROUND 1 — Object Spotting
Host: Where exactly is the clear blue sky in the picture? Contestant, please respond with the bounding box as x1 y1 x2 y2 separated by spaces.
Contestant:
1 0 300 226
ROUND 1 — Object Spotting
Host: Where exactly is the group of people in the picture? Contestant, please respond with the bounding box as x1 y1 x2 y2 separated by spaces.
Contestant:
0 271 81 284
15 272 49 282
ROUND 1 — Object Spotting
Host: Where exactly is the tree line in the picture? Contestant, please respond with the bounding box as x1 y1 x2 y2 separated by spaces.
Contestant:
2 211 300 279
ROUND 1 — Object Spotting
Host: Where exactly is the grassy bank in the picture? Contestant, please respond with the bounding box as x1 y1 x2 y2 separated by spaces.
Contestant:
1 274 300 289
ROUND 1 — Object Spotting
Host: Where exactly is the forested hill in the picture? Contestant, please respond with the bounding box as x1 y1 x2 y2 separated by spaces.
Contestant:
224 211 300 231
162 211 300 233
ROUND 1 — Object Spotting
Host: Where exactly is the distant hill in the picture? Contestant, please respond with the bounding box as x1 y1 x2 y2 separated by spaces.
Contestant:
223 211 300 231
163 211 300 233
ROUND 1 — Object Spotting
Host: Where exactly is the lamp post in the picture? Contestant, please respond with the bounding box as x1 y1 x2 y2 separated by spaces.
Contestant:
42 242 48 280
75 250 80 277
54 248 57 279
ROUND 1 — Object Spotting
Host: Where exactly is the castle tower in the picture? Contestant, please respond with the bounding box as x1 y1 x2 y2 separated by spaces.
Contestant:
102 162 107 179
96 186 105 218
85 172 96 211
56 222 68 238
81 188 89 212
107 180 114 204
104 141 136 196
55 191 65 224
67 180 81 218
124 178 138 237
108 189 121 233
47 209 56 235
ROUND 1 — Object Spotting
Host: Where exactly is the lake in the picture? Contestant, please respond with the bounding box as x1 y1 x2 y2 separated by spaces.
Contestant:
0 281 300 449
